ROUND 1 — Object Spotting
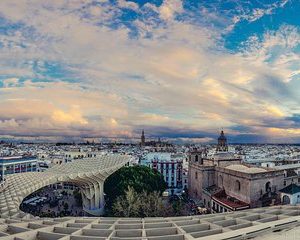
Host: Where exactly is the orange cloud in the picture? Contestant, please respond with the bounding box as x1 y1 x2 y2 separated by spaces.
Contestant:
51 106 88 125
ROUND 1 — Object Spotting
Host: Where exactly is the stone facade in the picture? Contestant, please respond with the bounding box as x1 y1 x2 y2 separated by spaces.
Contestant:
188 131 285 213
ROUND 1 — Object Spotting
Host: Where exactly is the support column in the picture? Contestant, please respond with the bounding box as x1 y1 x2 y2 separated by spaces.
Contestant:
99 182 105 210
80 180 105 216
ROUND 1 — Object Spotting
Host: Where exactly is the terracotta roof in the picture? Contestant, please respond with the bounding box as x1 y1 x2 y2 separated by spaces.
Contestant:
212 190 250 210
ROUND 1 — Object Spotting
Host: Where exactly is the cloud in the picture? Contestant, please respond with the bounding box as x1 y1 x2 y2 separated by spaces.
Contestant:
117 0 139 11
0 0 299 143
2 78 19 88
51 106 88 125
159 0 183 21
232 0 290 24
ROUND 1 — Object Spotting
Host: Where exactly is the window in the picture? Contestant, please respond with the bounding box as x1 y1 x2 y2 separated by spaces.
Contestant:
235 180 241 191
195 155 198 162
284 181 286 186
265 182 271 193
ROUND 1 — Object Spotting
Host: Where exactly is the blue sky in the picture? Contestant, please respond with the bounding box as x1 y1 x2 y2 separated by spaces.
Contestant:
0 0 299 143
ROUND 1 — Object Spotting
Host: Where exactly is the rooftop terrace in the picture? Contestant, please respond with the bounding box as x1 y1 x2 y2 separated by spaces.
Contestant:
0 205 300 239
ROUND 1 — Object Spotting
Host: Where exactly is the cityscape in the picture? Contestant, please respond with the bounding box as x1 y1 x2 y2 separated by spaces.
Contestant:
0 0 300 240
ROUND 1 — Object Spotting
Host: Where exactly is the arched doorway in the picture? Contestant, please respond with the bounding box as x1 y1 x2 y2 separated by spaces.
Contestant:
265 182 271 193
282 195 291 205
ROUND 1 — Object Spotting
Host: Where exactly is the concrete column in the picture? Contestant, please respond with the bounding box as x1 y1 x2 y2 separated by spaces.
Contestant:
80 180 105 216
94 183 100 209
99 182 105 209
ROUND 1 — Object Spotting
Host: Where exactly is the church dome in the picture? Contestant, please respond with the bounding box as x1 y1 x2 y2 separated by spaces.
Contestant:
218 130 227 141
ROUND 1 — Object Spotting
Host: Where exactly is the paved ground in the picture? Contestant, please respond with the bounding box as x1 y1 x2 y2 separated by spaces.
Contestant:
22 187 84 217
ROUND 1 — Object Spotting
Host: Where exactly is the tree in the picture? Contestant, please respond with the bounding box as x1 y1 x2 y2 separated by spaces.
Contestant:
171 199 190 216
139 191 166 217
112 187 140 217
111 187 188 218
104 165 167 206
63 202 69 212
112 187 166 217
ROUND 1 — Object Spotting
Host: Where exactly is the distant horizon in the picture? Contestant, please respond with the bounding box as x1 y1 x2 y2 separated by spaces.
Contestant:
1 137 300 146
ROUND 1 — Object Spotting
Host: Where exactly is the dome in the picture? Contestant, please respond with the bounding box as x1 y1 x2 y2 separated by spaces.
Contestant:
226 164 267 174
218 130 227 141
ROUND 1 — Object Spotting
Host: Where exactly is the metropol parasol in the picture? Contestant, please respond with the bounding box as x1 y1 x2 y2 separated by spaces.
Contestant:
0 154 299 240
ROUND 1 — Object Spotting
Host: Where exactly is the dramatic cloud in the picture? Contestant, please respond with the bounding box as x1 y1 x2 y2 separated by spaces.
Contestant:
0 0 299 143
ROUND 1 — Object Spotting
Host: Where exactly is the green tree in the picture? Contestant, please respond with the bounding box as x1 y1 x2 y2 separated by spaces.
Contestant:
104 165 167 206
171 200 189 216
111 187 188 218
63 202 69 212
139 191 165 217
112 187 140 217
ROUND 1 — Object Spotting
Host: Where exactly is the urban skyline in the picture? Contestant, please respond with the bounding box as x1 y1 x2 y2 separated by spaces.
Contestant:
0 0 300 143
2 2 300 238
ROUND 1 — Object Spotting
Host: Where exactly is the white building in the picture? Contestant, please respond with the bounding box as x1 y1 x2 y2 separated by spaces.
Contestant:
0 156 38 181
141 152 188 195
279 184 300 205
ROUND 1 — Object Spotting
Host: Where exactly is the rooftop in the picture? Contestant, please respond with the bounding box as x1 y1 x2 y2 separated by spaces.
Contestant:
212 189 250 210
279 183 300 195
225 164 267 174
274 163 300 170
212 152 238 160
1 205 299 239
0 155 37 164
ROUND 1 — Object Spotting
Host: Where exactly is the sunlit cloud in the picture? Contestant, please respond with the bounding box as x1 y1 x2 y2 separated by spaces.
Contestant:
0 0 299 143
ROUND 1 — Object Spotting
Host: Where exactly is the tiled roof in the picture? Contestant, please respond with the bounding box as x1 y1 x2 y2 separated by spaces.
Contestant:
279 183 300 194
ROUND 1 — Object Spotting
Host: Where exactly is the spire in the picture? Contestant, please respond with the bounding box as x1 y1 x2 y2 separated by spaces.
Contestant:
216 130 228 152
141 129 145 146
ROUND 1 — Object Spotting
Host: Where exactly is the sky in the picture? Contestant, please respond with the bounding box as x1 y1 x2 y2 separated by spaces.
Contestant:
0 0 300 143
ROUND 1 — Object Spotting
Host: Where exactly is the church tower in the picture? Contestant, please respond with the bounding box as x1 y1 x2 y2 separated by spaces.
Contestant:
216 130 228 152
140 130 145 146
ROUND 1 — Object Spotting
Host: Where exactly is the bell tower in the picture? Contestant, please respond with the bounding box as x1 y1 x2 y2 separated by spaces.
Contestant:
140 130 145 147
216 130 228 152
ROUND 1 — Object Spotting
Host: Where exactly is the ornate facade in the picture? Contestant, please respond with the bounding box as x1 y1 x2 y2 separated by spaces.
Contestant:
188 131 285 213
